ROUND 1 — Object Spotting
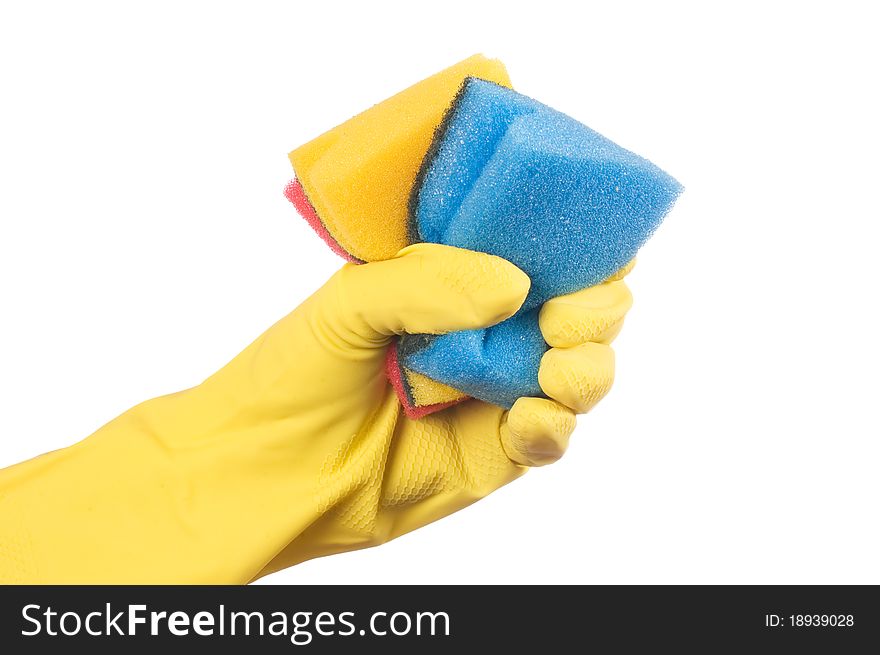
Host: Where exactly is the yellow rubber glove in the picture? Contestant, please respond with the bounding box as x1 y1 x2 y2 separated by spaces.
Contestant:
0 244 632 583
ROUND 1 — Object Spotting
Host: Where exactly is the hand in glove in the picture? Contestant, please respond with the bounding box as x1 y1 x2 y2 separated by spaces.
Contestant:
0 244 632 583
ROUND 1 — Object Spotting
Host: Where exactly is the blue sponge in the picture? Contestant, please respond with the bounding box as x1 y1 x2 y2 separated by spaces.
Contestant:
399 78 682 409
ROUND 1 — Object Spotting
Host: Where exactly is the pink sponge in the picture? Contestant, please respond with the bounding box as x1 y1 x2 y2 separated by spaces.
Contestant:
284 179 360 264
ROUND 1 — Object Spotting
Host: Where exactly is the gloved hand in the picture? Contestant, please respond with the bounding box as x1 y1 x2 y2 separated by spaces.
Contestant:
0 244 632 583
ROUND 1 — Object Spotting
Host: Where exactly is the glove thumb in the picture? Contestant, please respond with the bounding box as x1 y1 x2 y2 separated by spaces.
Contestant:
324 243 530 348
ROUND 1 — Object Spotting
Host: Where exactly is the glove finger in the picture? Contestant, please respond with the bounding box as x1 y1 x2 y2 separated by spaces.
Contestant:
538 342 615 413
329 243 530 345
500 397 577 467
539 280 633 348
604 258 636 282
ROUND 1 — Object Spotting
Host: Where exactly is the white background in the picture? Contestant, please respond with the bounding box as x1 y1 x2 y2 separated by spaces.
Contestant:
1 1 877 584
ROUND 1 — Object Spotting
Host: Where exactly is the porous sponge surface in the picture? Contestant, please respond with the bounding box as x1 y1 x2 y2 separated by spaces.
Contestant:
403 310 546 409
289 55 512 263
401 79 682 408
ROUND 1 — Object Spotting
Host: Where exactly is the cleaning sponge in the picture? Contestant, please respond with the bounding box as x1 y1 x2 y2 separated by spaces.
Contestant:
397 78 682 408
412 78 680 302
287 58 681 416
288 55 511 263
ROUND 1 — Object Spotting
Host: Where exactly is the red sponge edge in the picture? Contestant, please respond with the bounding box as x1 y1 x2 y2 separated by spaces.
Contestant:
284 179 362 264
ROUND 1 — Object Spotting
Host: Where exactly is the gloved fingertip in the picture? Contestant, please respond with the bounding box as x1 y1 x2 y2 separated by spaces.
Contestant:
396 243 531 331
538 343 616 414
483 255 531 322
500 397 575 467
604 258 636 282
538 282 632 348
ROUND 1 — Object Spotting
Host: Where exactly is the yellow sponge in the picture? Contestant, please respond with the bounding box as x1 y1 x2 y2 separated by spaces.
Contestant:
289 54 511 263
404 369 468 406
